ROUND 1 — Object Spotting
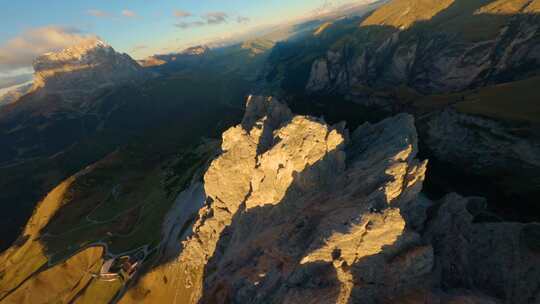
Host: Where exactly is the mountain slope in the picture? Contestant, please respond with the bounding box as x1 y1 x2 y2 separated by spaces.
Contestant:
361 0 454 29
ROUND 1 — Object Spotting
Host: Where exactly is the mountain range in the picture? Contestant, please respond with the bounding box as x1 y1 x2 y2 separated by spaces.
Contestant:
0 0 539 303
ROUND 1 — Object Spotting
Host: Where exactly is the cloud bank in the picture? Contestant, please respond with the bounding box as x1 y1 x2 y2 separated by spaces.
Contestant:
174 11 250 29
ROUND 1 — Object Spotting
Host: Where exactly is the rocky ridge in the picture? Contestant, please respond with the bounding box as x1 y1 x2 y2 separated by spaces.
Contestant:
119 96 540 303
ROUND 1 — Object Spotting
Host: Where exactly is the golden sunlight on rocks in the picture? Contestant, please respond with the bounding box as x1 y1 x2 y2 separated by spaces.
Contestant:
123 96 435 303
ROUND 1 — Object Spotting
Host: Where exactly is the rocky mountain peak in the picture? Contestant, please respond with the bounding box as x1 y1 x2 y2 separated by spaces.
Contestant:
31 38 144 100
119 96 434 303
36 38 110 64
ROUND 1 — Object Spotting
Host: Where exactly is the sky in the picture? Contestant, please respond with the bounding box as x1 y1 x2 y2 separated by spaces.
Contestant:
0 0 360 77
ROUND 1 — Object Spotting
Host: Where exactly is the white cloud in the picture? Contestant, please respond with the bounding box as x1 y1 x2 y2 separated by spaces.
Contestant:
0 26 99 73
122 9 137 18
176 11 230 30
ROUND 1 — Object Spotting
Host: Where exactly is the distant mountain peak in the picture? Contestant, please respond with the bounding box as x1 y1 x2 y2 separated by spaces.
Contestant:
181 45 210 56
37 38 111 63
31 38 144 100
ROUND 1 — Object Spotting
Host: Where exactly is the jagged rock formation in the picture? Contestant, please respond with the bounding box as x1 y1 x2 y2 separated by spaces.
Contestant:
31 39 144 102
305 0 540 96
120 96 540 303
122 95 430 303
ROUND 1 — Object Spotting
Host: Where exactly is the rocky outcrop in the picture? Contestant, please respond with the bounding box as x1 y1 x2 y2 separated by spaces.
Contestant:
32 39 144 102
121 96 540 304
122 95 431 303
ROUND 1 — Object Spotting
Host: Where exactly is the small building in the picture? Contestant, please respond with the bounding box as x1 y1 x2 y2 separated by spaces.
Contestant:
94 254 143 281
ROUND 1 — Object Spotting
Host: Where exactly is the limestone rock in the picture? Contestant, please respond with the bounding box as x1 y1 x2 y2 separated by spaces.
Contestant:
123 96 432 303
121 96 540 304
306 59 330 92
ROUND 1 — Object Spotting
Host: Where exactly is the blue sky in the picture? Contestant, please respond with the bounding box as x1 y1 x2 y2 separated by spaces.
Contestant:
0 0 357 74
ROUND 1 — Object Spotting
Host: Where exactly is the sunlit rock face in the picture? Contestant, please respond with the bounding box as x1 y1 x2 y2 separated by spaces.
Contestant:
32 38 144 101
122 96 433 303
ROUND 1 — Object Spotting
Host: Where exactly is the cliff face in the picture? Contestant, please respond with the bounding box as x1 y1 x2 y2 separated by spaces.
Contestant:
305 0 540 96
